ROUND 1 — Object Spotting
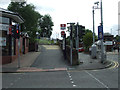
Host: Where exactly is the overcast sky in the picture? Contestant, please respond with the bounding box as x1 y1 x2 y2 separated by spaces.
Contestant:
0 0 120 38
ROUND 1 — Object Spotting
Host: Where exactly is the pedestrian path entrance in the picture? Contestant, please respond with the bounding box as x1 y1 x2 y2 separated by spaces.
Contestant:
31 45 69 69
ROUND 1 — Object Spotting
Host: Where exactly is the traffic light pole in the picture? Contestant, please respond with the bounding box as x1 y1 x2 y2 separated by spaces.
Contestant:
76 23 79 62
17 24 20 68
67 23 75 65
18 38 20 68
76 22 79 51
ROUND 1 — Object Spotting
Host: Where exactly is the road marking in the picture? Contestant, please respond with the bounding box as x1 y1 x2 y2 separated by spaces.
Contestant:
69 75 71 78
85 71 109 89
73 85 77 87
108 61 119 69
67 71 77 87
67 60 119 72
70 78 73 81
71 81 74 84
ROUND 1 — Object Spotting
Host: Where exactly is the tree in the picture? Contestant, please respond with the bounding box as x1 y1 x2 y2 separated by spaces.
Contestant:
85 29 92 34
39 14 54 38
83 32 93 51
8 2 42 42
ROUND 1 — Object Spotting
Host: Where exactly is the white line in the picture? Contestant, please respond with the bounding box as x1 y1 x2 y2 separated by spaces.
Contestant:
73 85 76 87
70 78 73 81
85 71 109 89
71 81 74 84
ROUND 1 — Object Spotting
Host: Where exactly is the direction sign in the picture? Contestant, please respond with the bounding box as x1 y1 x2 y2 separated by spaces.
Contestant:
60 24 66 30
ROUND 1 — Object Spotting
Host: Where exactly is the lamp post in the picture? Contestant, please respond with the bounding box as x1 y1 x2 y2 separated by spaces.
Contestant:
92 6 95 44
100 0 105 63
93 1 100 44
93 0 105 63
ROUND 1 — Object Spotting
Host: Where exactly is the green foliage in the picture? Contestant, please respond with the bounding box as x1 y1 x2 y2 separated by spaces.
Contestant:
83 32 93 51
7 2 54 43
85 29 92 34
39 14 54 38
38 39 54 45
115 35 120 42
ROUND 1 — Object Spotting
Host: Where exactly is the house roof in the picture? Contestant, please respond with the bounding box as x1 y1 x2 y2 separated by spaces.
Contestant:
0 8 24 23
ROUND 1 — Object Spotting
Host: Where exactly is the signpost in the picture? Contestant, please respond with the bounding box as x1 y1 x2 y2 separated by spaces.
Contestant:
60 24 66 59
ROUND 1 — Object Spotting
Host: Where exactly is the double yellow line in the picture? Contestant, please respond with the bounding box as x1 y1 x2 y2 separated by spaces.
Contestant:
108 60 119 69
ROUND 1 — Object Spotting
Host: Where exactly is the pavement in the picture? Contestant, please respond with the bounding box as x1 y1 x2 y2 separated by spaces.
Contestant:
68 53 113 71
1 45 116 73
2 51 41 73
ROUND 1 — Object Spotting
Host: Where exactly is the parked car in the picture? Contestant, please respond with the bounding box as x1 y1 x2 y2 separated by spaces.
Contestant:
79 47 84 52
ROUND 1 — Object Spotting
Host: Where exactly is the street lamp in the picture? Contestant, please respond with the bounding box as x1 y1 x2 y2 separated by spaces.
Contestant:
93 0 105 63
92 1 100 44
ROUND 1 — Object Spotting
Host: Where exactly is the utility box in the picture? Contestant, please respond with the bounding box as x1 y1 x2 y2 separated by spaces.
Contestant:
91 44 97 59
95 40 107 61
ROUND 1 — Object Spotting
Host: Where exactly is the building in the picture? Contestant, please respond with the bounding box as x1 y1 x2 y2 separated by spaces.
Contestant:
104 33 114 52
0 8 29 64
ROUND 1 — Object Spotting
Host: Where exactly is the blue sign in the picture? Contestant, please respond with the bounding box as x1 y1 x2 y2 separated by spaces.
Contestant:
98 25 103 40
16 24 19 30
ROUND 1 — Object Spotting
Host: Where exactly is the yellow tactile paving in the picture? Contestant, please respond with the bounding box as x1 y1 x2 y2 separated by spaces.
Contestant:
42 45 60 50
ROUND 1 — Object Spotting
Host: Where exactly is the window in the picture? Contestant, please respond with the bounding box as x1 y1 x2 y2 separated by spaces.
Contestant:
0 17 9 24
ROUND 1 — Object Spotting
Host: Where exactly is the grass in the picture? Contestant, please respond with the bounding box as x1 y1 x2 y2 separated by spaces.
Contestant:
38 39 56 45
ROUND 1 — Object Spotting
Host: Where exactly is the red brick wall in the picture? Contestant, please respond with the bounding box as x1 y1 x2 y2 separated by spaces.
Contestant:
2 37 29 64
2 56 11 64
24 38 29 54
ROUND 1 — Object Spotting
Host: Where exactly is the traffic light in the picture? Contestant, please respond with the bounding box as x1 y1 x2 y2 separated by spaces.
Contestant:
11 25 16 39
16 24 20 39
11 25 20 39
79 25 85 38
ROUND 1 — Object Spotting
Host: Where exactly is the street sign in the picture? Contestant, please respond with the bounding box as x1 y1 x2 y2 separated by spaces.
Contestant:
98 25 103 40
60 24 66 30
61 31 65 37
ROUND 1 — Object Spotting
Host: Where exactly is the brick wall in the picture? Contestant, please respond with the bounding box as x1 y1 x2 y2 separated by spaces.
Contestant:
2 37 29 64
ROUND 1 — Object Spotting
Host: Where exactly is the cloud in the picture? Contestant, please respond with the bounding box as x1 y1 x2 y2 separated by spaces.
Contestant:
36 6 55 13
0 0 10 4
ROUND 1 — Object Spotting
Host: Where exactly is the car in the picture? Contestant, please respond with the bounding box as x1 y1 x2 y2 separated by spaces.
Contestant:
78 47 84 52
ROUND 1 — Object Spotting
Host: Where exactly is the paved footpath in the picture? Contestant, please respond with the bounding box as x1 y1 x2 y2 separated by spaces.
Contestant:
2 51 41 72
